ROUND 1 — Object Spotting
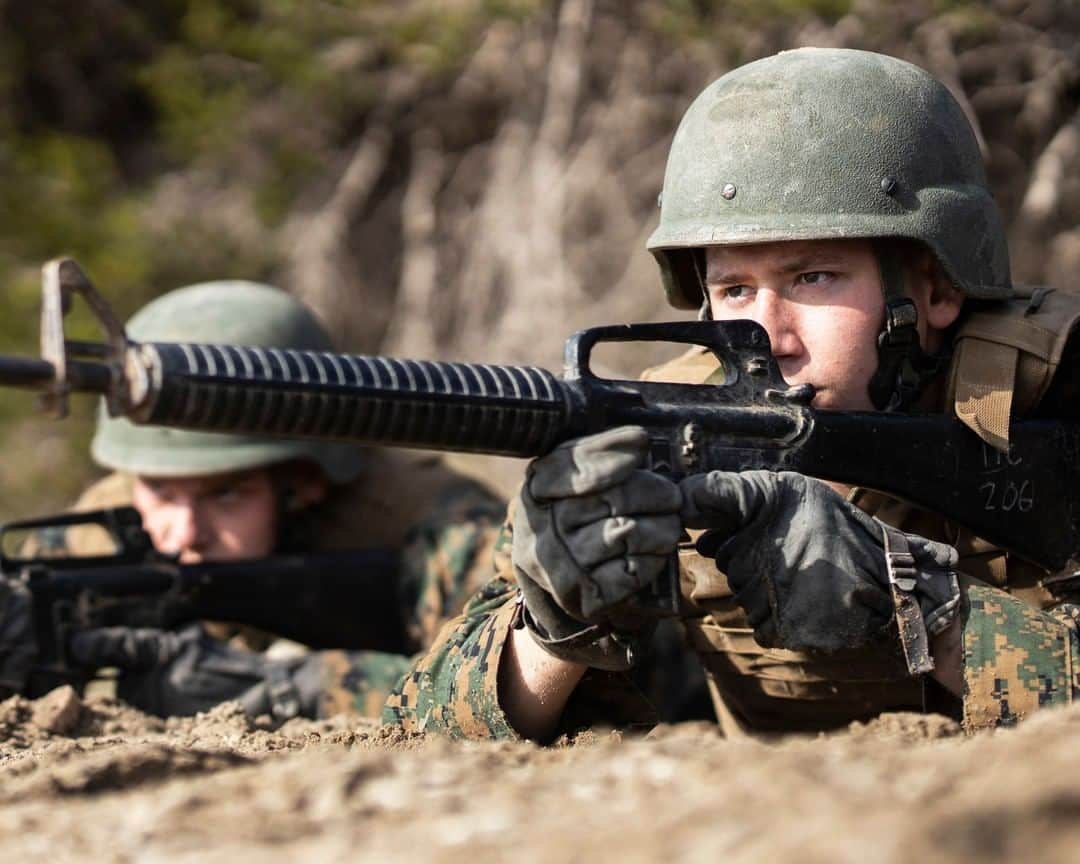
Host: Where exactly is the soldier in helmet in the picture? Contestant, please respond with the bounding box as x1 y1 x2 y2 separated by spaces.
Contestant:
386 47 1080 741
1 280 504 721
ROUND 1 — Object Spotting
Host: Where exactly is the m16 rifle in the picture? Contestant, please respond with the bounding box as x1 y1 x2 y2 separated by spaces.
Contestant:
2 259 1078 610
2 505 403 696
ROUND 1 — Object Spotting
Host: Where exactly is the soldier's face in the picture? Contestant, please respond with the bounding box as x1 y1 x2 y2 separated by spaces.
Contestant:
704 239 962 411
131 468 278 563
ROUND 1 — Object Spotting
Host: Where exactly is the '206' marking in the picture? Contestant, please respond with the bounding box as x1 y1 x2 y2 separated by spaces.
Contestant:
980 480 1034 512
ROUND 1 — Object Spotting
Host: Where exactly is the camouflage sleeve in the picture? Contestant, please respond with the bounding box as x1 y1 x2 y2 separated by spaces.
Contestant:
313 478 505 724
315 650 415 719
384 503 658 740
397 479 506 652
383 573 523 739
962 582 1080 731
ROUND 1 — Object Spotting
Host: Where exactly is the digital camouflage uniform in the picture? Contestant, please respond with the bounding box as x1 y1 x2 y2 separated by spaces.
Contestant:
385 49 1080 740
65 449 503 718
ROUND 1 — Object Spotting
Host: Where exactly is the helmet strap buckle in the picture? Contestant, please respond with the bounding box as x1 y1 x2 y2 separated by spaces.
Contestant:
869 243 951 412
870 298 952 412
880 297 919 345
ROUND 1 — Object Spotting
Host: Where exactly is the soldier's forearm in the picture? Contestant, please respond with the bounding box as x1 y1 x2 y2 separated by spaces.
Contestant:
497 624 586 742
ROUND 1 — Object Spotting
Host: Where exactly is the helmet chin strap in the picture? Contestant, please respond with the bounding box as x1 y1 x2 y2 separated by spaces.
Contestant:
868 240 951 412
692 250 712 320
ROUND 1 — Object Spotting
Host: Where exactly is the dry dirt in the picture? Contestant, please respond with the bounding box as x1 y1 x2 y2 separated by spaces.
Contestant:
1 686 1077 862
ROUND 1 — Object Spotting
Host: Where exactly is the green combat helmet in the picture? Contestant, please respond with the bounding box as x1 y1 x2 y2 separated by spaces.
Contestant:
91 281 363 483
647 47 1014 409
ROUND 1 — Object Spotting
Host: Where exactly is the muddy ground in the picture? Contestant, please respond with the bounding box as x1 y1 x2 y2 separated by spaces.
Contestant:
0 687 1077 862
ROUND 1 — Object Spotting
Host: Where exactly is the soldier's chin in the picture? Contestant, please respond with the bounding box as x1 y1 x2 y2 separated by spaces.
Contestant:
808 388 846 411
812 388 877 412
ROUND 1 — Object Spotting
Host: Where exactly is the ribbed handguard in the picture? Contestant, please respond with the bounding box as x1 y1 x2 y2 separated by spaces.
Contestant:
140 343 576 457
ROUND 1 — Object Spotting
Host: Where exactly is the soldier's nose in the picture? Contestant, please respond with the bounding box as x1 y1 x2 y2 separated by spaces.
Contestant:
753 292 802 360
165 504 205 558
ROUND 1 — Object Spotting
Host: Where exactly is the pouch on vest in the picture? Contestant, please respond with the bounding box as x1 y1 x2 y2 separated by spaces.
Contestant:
945 288 1080 452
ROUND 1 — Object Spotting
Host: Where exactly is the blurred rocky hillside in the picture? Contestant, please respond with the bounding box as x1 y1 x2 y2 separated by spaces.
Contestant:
0 0 1077 516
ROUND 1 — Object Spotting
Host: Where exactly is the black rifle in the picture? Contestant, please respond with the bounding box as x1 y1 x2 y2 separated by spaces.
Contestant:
3 259 1079 605
2 506 404 696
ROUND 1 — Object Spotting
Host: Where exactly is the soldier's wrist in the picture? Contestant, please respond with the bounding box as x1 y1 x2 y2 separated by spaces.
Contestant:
928 618 964 695
515 585 647 672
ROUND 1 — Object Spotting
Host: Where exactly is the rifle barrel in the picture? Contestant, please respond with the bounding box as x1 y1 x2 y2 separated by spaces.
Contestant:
138 342 581 457
0 355 111 393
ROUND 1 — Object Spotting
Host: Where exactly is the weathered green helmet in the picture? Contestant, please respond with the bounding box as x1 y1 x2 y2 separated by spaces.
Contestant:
91 281 363 483
648 47 1012 309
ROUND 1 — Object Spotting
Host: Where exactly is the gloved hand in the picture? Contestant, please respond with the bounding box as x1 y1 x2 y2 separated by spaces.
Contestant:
0 576 37 697
512 426 683 670
680 470 961 670
68 623 324 721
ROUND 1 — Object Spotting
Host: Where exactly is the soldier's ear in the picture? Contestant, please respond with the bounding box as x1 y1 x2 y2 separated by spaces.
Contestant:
910 249 964 333
924 273 964 332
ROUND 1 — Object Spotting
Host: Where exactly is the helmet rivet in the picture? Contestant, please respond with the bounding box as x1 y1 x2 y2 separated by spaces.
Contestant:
880 175 898 195
657 191 663 209
721 183 737 200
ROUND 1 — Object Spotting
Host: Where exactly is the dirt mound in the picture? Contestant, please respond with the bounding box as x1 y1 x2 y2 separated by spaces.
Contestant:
0 687 1076 862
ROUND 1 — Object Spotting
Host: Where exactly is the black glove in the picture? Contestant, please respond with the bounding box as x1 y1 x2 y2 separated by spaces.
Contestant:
68 623 324 720
0 576 36 697
681 470 960 670
512 426 683 670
